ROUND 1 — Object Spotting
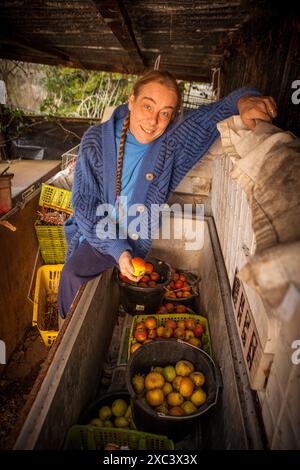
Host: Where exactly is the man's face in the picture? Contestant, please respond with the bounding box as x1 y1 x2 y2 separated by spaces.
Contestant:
128 81 178 144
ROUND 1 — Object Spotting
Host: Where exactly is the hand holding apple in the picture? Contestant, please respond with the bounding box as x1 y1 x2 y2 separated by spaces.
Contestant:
119 251 143 282
131 257 147 277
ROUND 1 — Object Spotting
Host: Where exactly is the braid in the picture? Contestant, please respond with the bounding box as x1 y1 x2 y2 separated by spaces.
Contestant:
116 112 130 199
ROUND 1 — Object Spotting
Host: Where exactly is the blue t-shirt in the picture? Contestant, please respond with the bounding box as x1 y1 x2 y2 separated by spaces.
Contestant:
115 117 149 204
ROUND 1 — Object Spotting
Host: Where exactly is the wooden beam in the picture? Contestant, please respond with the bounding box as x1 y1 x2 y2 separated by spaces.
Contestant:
0 32 83 69
92 0 145 71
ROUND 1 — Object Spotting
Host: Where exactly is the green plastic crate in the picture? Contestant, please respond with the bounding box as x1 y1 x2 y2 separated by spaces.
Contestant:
64 425 174 450
128 310 212 359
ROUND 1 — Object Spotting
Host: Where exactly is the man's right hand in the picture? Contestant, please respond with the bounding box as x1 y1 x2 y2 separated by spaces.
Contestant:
119 250 142 282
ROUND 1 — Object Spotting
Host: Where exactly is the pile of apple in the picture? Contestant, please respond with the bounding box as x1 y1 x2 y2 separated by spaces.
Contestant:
131 360 207 416
164 269 195 299
88 398 135 430
130 309 205 355
119 258 163 287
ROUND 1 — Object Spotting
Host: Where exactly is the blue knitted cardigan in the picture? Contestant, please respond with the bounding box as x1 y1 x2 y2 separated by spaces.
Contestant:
65 87 260 263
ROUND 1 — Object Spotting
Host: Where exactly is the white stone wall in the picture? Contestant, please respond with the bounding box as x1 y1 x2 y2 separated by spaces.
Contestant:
211 152 300 450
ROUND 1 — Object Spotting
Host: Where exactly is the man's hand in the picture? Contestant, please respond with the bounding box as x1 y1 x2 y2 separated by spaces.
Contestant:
237 95 277 130
118 250 142 282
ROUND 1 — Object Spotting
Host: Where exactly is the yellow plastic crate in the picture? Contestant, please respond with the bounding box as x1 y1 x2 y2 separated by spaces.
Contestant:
39 183 72 214
64 425 174 450
32 264 63 346
35 183 72 264
128 311 212 359
35 222 68 264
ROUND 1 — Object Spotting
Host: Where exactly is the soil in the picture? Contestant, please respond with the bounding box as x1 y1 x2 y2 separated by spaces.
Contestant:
0 326 48 449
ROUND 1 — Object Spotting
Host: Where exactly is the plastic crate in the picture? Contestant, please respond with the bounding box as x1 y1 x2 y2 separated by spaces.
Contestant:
35 183 72 264
128 311 212 359
64 425 174 450
35 222 68 264
32 264 63 346
39 183 72 214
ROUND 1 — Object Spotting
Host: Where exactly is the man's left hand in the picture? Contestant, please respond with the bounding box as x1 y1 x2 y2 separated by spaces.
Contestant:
237 95 277 130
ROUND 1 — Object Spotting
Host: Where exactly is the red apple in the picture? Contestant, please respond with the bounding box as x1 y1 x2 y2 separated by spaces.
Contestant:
145 262 154 274
140 275 150 283
174 281 183 290
148 280 157 287
165 291 176 299
135 321 146 329
175 305 187 313
145 316 157 329
179 274 187 282
165 319 177 329
174 327 185 339
157 305 168 314
194 323 204 337
165 303 175 312
185 318 196 330
131 257 146 277
176 291 183 298
173 273 180 281
182 291 192 298
134 329 148 342
150 272 160 282
148 329 157 339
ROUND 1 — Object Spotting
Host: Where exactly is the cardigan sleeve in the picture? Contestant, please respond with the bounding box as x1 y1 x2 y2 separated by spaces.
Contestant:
71 141 133 263
169 87 261 192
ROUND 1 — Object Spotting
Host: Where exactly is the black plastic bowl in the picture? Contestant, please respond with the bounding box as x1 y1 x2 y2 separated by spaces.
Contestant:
114 257 172 315
125 339 222 441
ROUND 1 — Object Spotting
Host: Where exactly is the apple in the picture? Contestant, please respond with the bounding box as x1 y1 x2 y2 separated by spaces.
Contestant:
165 303 175 312
148 280 157 287
150 272 160 282
140 275 150 283
194 323 204 337
172 273 180 281
148 329 157 339
165 319 177 329
185 318 196 330
135 321 146 329
131 257 146 277
188 337 201 348
182 291 192 298
174 327 185 339
145 316 157 329
130 343 142 354
134 329 147 342
174 281 183 290
145 262 154 274
156 326 165 337
184 329 195 341
177 320 186 329
179 274 187 282
165 291 176 299
168 281 175 290
163 326 174 338
156 305 168 314
176 291 183 298
175 305 187 313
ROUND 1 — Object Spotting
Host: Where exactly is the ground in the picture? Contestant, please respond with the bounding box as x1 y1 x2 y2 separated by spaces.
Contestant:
0 326 47 449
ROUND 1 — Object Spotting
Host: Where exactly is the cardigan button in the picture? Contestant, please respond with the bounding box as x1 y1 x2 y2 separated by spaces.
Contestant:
137 205 145 213
130 233 139 240
145 172 154 181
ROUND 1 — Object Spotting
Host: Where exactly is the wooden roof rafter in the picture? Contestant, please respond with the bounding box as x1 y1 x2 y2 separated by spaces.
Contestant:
92 0 146 73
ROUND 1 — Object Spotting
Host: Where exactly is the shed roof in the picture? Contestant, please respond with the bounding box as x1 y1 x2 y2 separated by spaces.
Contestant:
0 0 268 81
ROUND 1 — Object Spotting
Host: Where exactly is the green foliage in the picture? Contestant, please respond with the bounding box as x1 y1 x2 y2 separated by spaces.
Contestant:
40 65 137 119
